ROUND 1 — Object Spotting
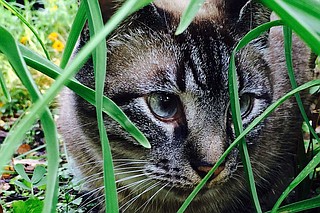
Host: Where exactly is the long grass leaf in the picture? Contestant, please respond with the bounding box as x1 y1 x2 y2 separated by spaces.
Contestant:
266 195 320 213
0 0 50 60
175 0 205 35
259 0 320 55
178 78 320 212
85 0 119 211
60 1 86 69
0 0 152 175
0 26 59 213
271 151 320 212
0 70 11 102
20 44 149 148
178 20 283 212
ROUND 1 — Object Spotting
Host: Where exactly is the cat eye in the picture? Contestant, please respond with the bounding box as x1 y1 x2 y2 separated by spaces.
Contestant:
147 93 180 121
239 94 253 118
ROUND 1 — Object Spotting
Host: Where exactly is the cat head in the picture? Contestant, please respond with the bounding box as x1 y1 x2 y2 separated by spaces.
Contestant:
68 0 311 211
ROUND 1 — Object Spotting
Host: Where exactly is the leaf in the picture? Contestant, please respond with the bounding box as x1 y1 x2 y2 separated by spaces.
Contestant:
0 70 11 102
266 195 320 213
33 176 47 188
0 25 59 213
175 0 205 35
31 165 46 184
13 198 43 213
0 0 50 59
258 0 320 55
25 198 43 213
14 164 30 182
84 0 119 211
14 180 31 191
60 1 86 69
12 200 27 213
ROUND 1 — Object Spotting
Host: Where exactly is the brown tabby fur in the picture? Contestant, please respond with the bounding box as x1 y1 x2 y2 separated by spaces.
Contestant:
58 0 314 212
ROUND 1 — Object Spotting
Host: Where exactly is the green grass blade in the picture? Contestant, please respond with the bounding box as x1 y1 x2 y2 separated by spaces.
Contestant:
0 0 153 175
267 195 320 213
20 44 149 148
271 151 320 212
60 1 86 69
0 26 59 213
178 20 283 212
283 26 316 200
175 0 205 35
283 26 319 142
14 164 31 182
178 78 320 213
228 20 285 213
0 0 50 60
259 0 320 55
0 69 11 102
85 0 118 211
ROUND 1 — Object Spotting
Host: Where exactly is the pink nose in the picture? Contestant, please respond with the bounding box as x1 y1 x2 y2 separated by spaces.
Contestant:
196 165 224 180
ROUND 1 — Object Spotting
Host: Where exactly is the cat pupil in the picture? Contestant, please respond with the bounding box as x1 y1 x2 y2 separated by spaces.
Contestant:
148 93 179 120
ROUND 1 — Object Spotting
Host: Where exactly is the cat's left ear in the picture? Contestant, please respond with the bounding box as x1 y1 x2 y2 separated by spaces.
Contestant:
98 0 120 23
224 0 271 34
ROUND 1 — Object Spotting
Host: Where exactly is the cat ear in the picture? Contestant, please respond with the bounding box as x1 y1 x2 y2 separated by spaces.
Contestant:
98 0 119 23
229 0 271 30
224 0 251 18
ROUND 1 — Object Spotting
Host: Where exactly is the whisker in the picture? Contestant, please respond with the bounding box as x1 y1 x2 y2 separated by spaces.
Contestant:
77 186 104 210
136 182 169 213
114 169 145 176
120 181 162 212
114 167 145 171
162 184 174 204
113 159 147 162
117 178 151 193
114 162 146 168
116 172 149 183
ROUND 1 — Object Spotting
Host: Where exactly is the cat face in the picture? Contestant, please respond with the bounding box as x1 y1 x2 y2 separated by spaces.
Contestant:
59 0 312 212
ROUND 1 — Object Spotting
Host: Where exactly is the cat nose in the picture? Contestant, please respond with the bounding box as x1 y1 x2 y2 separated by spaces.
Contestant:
191 161 224 180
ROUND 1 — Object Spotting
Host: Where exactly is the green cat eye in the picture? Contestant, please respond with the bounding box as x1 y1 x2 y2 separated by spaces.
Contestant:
239 94 253 118
147 93 180 121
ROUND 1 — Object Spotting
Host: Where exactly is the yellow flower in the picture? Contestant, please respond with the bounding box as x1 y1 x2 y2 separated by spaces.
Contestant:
52 40 65 52
50 5 58 12
48 32 59 42
20 36 28 45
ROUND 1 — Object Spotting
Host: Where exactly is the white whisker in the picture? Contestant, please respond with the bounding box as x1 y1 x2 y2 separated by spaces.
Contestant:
120 181 162 212
136 182 169 213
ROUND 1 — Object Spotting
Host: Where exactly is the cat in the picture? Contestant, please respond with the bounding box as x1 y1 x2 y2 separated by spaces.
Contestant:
58 0 314 212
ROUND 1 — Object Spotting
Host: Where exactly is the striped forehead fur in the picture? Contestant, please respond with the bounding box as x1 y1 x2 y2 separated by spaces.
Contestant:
153 0 225 20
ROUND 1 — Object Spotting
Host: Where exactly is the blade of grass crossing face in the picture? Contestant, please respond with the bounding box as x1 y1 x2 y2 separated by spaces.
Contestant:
0 26 59 213
0 70 11 102
85 0 118 212
0 0 153 178
175 0 205 35
227 20 286 213
0 0 50 60
60 1 86 69
178 79 320 213
178 20 284 212
20 45 149 148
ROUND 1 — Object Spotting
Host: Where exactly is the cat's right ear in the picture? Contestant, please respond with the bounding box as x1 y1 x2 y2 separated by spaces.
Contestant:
98 0 119 23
